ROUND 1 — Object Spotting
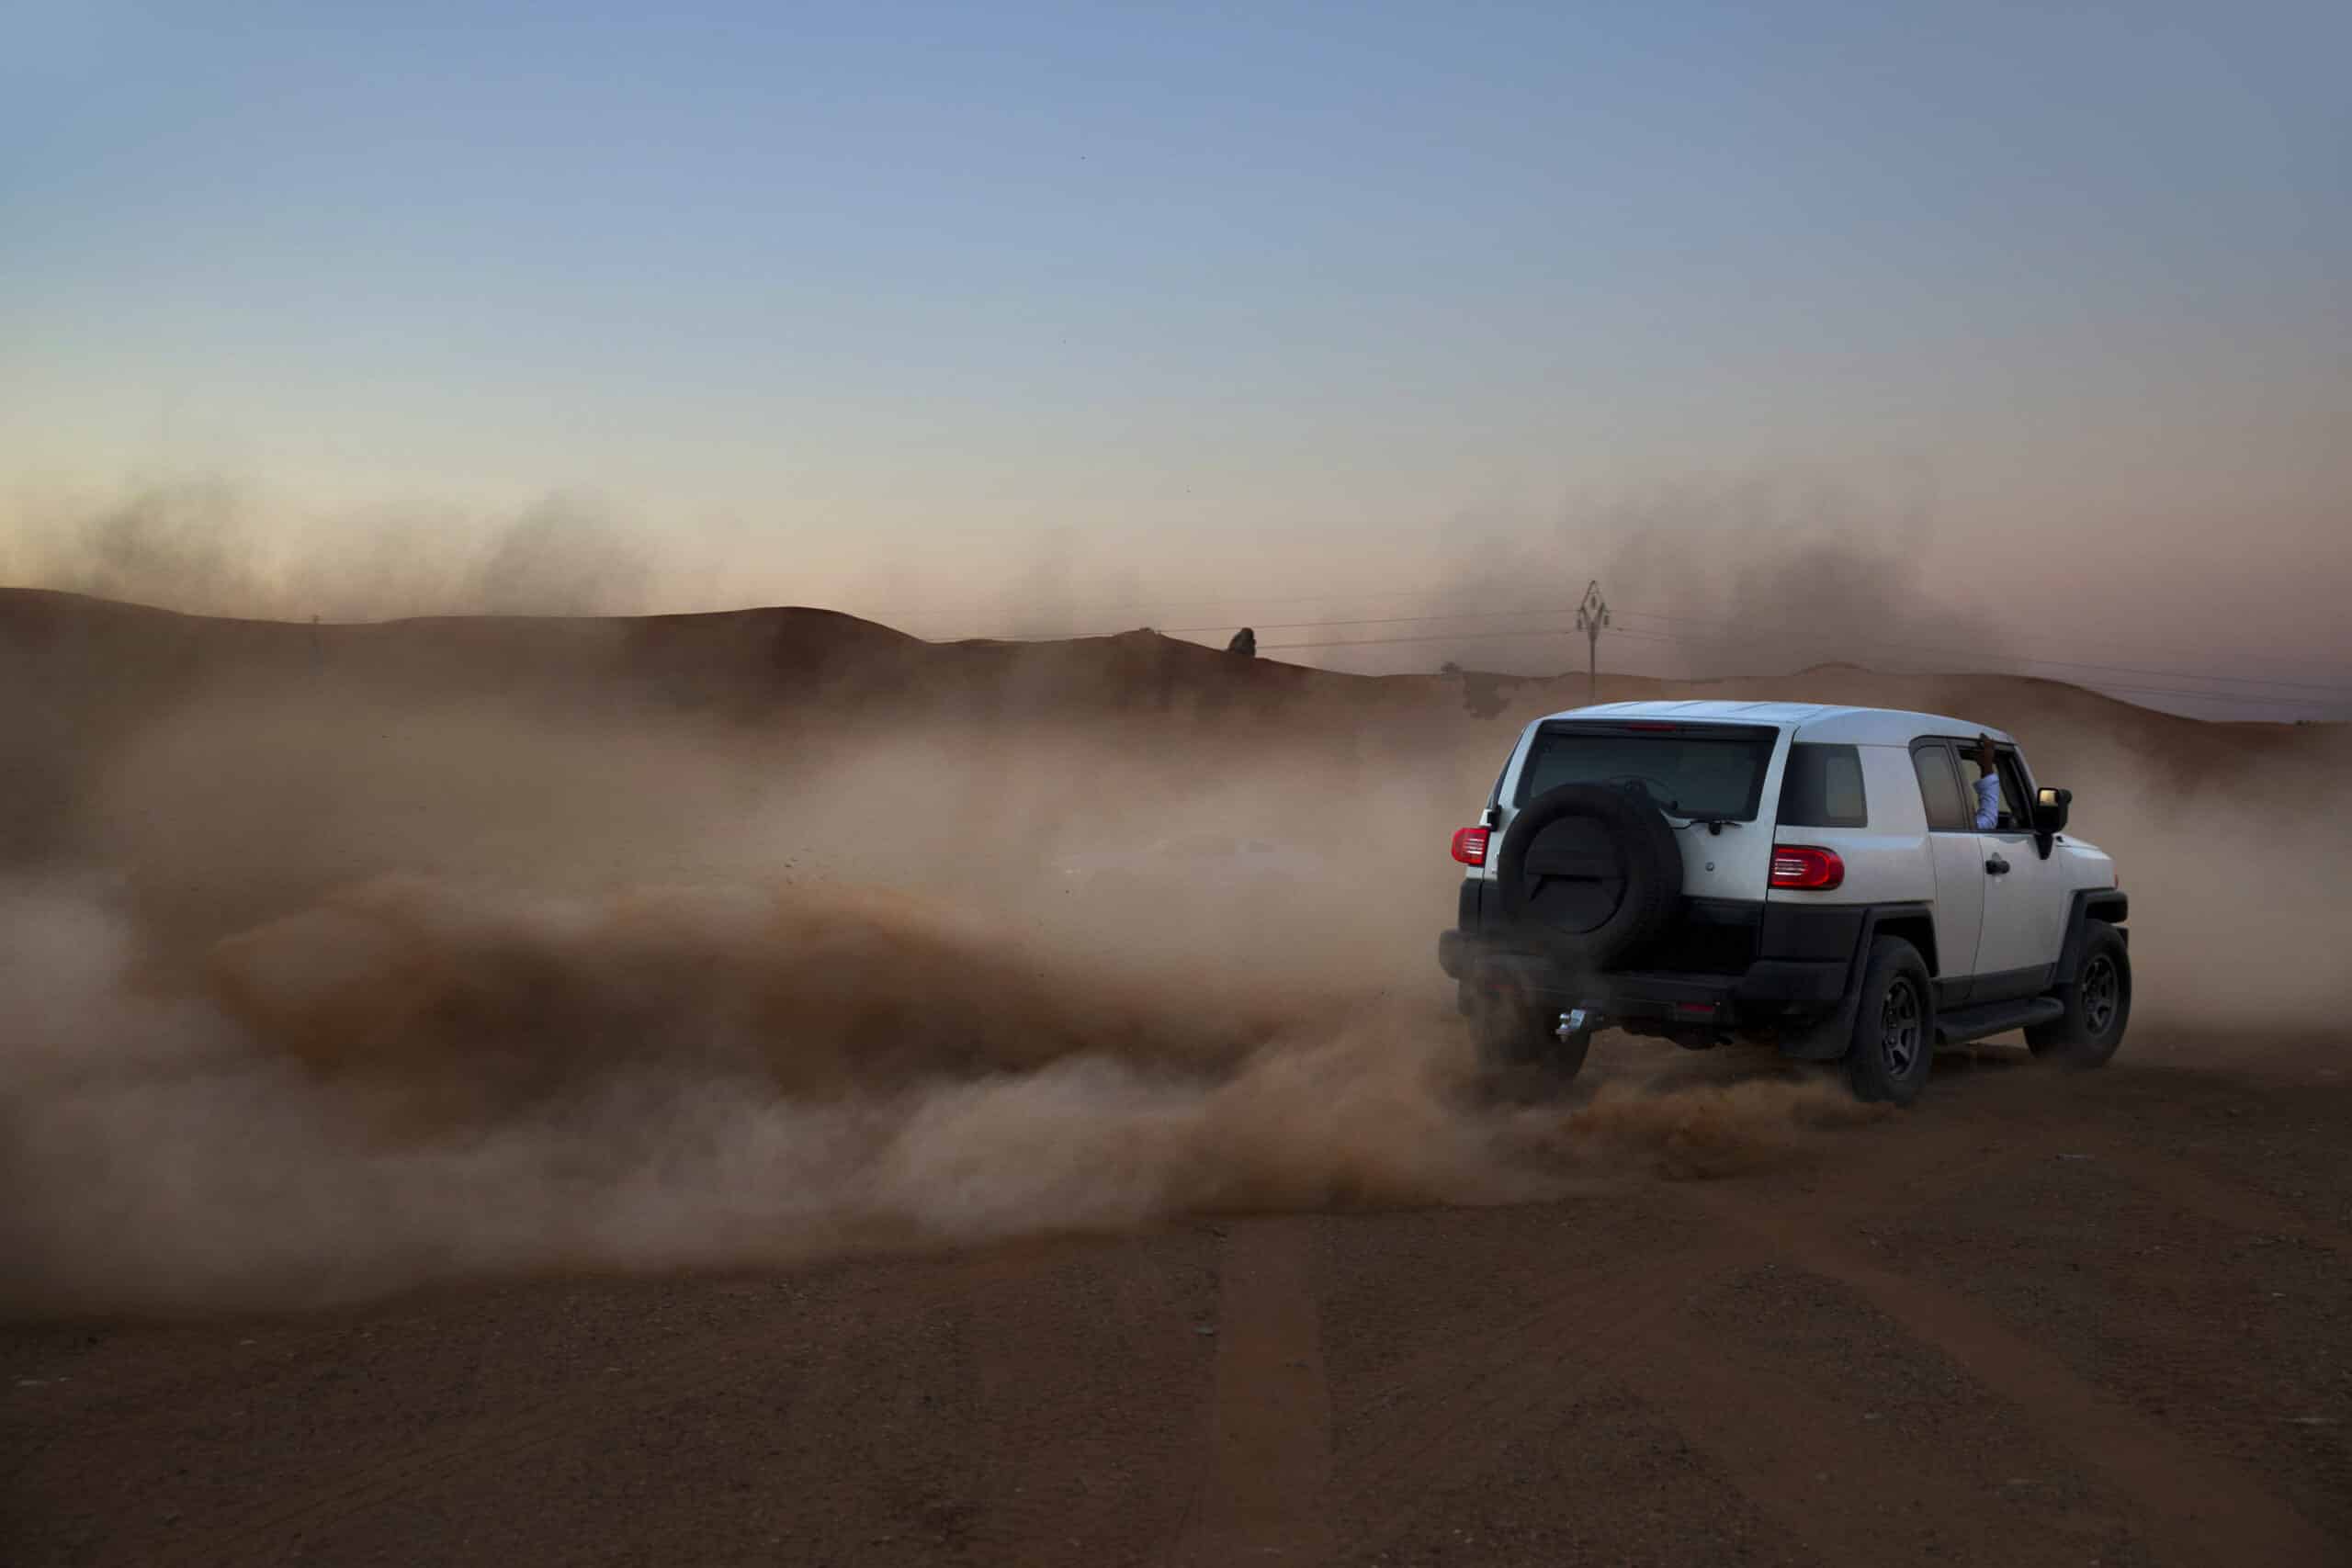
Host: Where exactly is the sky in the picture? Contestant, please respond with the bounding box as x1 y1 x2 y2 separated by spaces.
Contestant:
5 1 2348 716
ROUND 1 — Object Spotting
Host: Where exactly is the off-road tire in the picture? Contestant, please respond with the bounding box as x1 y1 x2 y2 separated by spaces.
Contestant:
1843 937 1935 1106
2026 919 2131 1068
1493 783 1682 971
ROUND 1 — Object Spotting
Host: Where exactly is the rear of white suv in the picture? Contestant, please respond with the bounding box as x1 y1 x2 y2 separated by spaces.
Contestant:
1437 701 2129 1103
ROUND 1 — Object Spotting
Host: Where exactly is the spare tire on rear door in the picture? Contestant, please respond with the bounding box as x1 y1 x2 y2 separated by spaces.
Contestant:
1494 783 1683 971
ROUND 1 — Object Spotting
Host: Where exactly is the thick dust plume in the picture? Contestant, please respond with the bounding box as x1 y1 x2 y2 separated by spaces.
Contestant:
2 580 2342 1316
0 855 1578 1317
0 689 1556 1317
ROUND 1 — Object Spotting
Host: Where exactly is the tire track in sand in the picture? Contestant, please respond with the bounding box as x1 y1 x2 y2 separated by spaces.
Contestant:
1679 1179 2338 1566
1329 1239 1748 1562
1168 1216 1333 1568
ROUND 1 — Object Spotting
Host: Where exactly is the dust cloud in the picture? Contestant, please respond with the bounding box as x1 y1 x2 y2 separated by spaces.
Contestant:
0 869 1536 1315
0 685 1555 1317
1576 471 1995 682
0 575 2341 1318
6 481 656 621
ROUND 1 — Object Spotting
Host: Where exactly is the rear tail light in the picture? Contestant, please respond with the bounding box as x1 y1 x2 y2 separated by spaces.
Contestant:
1770 845 1845 890
1451 827 1489 866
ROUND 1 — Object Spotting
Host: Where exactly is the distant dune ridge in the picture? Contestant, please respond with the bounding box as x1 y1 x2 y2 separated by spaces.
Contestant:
4 582 2332 735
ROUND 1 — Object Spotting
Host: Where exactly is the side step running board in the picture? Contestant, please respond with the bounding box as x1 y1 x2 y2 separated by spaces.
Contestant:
1936 995 2064 1045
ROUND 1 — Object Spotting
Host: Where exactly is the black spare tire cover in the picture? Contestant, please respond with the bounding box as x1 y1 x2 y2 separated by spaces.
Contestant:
1494 782 1684 969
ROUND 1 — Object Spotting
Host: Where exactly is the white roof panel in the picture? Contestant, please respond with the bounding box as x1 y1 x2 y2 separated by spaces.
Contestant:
1534 700 2011 746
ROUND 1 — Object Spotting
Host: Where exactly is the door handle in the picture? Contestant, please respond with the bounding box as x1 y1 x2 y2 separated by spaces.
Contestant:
1984 854 2010 875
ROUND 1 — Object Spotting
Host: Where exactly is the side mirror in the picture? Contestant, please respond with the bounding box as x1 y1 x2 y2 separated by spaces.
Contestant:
2031 786 2071 836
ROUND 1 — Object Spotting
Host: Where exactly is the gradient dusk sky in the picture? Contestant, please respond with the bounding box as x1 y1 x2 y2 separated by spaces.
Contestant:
5 2 2347 712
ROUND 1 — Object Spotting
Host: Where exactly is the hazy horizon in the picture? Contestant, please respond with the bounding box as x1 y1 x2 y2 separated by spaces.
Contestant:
6 2 2347 719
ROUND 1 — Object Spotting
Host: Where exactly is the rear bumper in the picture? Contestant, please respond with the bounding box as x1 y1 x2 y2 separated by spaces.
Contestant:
1439 929 1846 1021
1593 961 1847 1013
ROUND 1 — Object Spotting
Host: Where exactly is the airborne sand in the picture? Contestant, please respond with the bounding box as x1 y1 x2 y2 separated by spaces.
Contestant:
2 589 2342 1317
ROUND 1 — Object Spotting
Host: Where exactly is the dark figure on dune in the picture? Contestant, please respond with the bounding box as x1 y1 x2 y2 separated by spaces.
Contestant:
1226 626 1257 657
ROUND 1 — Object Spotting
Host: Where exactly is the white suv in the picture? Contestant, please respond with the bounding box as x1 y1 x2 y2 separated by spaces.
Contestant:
1435 702 2131 1104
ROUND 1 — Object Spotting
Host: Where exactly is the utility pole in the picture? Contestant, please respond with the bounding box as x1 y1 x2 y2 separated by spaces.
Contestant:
1575 579 1610 705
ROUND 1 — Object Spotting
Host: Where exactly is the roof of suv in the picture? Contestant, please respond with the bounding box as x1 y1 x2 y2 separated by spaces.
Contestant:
1540 700 2012 747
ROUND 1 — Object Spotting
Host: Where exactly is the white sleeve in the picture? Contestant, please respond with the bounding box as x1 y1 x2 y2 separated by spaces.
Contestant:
1973 773 2002 829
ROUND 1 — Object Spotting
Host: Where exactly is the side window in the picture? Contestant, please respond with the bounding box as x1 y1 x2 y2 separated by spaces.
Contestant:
1779 743 1868 828
1911 742 1970 831
1955 746 2029 831
1991 750 2031 832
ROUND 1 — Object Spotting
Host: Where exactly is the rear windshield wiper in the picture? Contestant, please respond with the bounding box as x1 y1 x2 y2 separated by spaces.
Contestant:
1668 804 1744 835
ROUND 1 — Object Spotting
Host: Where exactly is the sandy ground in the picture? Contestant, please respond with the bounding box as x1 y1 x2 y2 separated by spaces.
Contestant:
6 1033 2346 1568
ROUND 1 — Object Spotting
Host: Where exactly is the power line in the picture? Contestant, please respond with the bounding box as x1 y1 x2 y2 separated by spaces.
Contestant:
1228 603 2352 698
1306 607 2352 700
1248 624 2349 708
879 585 1452 627
938 602 2352 704
1594 627 2349 709
898 583 2352 678
1241 620 2342 709
1261 623 2345 710
933 605 1565 641
1256 626 1583 652
1159 608 1567 636
1608 608 2352 695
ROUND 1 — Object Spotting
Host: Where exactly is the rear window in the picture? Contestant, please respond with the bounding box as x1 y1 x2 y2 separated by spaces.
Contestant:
1512 724 1776 819
1779 743 1868 828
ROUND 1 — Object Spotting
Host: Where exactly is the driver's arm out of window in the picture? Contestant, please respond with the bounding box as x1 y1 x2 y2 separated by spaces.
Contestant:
1972 772 2001 830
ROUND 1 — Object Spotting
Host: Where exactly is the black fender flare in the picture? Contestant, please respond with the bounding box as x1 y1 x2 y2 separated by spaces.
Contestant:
1843 901 1939 994
1779 901 1938 1062
2055 889 2129 984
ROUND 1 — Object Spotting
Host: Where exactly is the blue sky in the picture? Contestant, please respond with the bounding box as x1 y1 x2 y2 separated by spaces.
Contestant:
5 1 2348 708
